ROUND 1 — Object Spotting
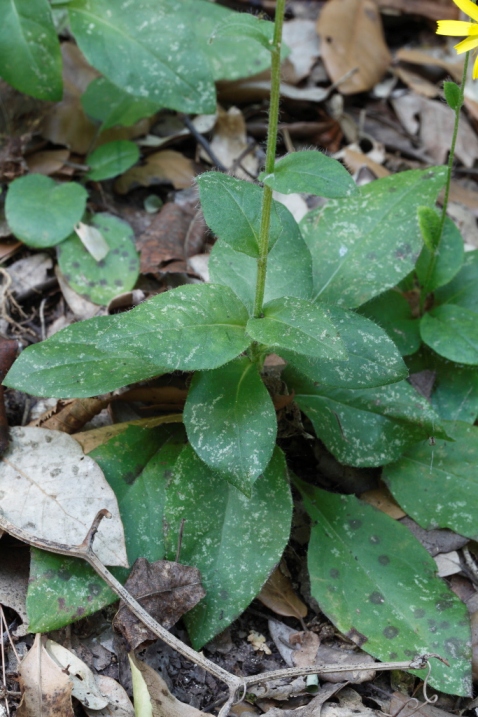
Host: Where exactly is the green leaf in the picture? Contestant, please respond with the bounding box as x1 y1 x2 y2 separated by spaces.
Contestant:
435 249 478 311
246 297 346 361
0 0 62 101
164 445 292 649
86 140 140 181
420 305 478 365
260 151 356 199
209 12 274 51
5 175 87 248
57 213 139 305
198 173 297 257
67 0 216 114
285 365 445 467
281 305 407 389
300 167 447 308
358 290 421 357
444 80 461 110
384 421 478 541
27 425 184 632
417 206 441 252
415 216 464 292
184 358 277 494
81 77 160 129
297 480 472 696
4 284 250 397
208 219 312 314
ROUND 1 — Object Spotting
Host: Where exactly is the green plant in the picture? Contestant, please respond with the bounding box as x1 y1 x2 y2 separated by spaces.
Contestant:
2 0 478 699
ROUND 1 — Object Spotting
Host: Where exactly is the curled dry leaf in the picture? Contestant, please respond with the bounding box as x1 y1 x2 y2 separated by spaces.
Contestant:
202 106 259 179
17 634 74 717
29 397 111 433
114 557 206 650
0 427 128 567
129 653 214 717
115 150 196 193
258 565 307 619
359 486 406 519
45 640 108 710
281 19 321 85
317 0 391 94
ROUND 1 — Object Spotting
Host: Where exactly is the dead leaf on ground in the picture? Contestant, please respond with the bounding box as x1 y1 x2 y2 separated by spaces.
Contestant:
396 48 464 83
317 0 391 94
377 0 459 21
45 640 108 710
263 682 347 717
393 66 439 99
137 202 206 276
17 634 74 717
26 149 70 175
84 675 134 717
392 94 478 168
55 266 106 320
434 551 462 578
281 19 321 85
115 150 196 193
73 415 182 454
258 565 307 619
400 516 468 557
201 106 258 179
359 486 406 519
0 427 128 567
129 653 214 717
8 253 53 301
29 397 111 433
114 558 205 650
0 539 30 635
391 690 457 717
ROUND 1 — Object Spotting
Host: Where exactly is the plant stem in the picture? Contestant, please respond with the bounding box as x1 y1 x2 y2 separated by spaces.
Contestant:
252 0 286 319
420 51 469 309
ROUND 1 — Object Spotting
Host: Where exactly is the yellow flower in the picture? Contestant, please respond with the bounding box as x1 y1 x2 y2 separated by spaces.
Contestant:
437 0 478 77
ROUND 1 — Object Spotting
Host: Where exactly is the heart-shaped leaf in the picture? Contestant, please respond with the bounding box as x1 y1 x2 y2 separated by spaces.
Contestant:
6 175 87 248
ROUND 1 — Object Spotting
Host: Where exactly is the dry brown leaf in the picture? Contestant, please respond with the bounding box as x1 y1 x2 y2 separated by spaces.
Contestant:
129 653 214 717
26 149 70 175
317 0 391 94
290 630 320 666
55 266 106 320
29 397 111 433
376 0 458 21
73 414 183 454
396 48 464 83
84 675 134 717
314 645 376 684
17 634 74 717
393 67 439 99
203 106 258 179
391 691 456 717
115 150 195 193
114 558 205 650
258 565 307 619
359 486 406 519
258 682 347 717
341 148 390 179
281 19 321 85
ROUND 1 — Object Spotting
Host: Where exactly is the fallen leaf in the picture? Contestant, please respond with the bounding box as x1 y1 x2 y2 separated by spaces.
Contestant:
114 558 205 650
281 20 321 84
394 66 439 99
115 150 195 193
376 0 458 21
258 565 307 619
290 630 320 666
129 653 214 717
391 691 457 717
17 634 74 717
313 645 376 684
84 675 134 717
0 427 128 567
29 397 111 433
472 610 478 681
261 682 347 717
342 148 390 179
55 266 106 320
359 486 406 519
26 149 70 176
202 106 258 179
400 516 468 557
434 551 462 578
45 640 108 710
396 47 463 83
8 253 53 301
73 415 183 454
317 0 391 94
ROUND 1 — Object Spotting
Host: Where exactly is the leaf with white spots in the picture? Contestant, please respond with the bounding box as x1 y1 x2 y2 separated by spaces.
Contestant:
0 427 127 567
280 305 407 388
208 223 313 314
184 357 277 495
358 290 421 357
164 445 292 649
0 0 62 101
300 167 447 308
27 424 184 632
4 284 250 397
67 0 216 114
284 366 446 467
297 479 472 696
198 173 299 257
246 297 346 360
383 421 478 540
260 150 356 199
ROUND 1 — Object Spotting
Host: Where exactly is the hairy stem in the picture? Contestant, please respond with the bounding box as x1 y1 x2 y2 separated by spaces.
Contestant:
420 51 469 309
252 0 286 319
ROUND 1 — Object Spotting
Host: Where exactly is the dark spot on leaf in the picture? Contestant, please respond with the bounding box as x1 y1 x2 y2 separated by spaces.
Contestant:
439 621 450 630
121 251 129 257
369 535 380 544
88 583 102 597
72 261 81 269
378 555 390 565
383 626 399 639
388 187 397 192
414 608 425 619
45 435 53 443
115 279 123 286
395 244 412 260
404 649 415 657
347 628 367 646
43 570 55 580
436 595 455 612
58 597 66 610
326 36 332 43
97 259 106 268
162 689 169 697
330 568 340 579
76 606 85 617
422 172 435 180
459 618 469 627
389 652 398 660
63 273 72 282
219 590 229 600
57 569 71 582
369 591 384 604
112 248 121 255
428 619 437 633
99 279 107 286
348 519 362 530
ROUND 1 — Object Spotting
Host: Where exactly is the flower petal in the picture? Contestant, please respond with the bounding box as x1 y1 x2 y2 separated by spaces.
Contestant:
454 35 478 52
473 53 478 78
436 20 478 35
452 0 478 23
